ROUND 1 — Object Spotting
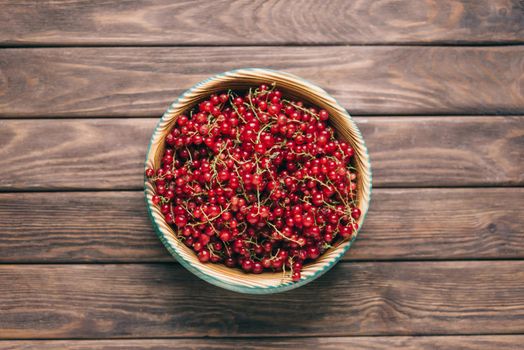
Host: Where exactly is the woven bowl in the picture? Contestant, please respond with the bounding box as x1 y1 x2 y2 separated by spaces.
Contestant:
145 68 371 294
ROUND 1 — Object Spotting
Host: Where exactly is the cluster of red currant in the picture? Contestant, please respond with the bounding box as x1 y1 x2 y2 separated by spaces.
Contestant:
146 84 360 282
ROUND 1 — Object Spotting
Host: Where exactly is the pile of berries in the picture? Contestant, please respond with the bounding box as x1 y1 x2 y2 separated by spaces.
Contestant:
146 84 360 282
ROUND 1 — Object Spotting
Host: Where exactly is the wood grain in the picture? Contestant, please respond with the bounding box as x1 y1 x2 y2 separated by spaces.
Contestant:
1 1 522 344
0 47 522 117
0 262 523 338
358 117 524 187
0 188 522 262
0 117 522 190
2 336 524 350
0 0 522 46
0 119 151 191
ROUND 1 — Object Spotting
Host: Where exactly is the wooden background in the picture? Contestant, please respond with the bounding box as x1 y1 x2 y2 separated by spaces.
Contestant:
0 0 523 349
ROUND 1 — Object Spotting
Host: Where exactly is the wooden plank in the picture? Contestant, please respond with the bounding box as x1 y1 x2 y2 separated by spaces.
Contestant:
0 262 522 338
0 119 149 191
2 336 524 350
359 116 524 187
0 188 522 262
0 47 522 117
0 117 522 190
0 0 522 46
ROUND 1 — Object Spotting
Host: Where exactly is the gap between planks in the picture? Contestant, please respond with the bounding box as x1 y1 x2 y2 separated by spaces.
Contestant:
0 185 523 194
0 333 524 340
1 258 524 265
1 115 523 120
1 43 523 49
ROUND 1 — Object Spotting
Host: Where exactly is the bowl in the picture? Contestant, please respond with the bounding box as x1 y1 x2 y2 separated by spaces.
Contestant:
145 68 371 294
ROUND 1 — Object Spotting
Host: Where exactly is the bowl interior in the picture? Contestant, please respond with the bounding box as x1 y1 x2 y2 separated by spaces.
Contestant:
145 68 371 293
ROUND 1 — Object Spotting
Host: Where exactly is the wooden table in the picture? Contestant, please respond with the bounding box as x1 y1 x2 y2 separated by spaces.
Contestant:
0 1 523 349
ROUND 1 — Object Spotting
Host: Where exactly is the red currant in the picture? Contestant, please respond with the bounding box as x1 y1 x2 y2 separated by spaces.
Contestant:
146 83 359 281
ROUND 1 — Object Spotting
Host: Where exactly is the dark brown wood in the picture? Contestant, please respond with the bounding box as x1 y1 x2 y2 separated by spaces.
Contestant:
0 188 522 262
1 117 522 190
352 187 524 259
2 336 524 350
1 1 522 344
358 116 524 187
0 119 151 191
0 0 522 46
0 47 522 117
0 262 523 338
